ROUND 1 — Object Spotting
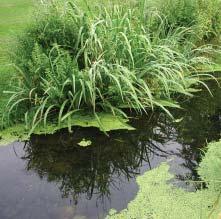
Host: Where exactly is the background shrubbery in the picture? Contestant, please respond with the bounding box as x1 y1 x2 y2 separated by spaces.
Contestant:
145 0 221 44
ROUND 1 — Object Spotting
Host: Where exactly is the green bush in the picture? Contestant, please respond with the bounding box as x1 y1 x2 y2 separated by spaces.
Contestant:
145 0 221 44
3 0 217 132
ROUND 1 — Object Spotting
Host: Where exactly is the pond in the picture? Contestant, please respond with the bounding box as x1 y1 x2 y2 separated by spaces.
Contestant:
0 82 220 219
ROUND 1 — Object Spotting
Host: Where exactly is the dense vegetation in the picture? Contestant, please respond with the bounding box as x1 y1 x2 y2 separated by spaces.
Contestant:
146 0 221 44
0 1 221 218
1 0 221 134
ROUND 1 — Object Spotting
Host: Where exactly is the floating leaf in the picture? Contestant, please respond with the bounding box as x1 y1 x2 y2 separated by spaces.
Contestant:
0 112 135 146
78 139 92 147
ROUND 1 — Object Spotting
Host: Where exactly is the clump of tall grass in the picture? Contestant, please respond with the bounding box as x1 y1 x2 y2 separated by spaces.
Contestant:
3 0 218 133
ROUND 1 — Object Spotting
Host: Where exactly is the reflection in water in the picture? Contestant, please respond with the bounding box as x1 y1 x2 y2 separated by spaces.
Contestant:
20 83 221 216
0 82 220 219
21 113 177 218
171 82 221 181
23 113 171 201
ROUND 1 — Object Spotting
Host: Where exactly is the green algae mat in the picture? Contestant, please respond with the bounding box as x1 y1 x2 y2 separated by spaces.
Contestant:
107 141 221 219
107 163 221 219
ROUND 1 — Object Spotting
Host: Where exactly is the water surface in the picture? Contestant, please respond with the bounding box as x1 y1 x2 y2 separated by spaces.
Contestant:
0 82 220 219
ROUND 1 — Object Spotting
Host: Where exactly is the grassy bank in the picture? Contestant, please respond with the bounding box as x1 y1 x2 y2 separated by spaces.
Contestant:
0 0 33 122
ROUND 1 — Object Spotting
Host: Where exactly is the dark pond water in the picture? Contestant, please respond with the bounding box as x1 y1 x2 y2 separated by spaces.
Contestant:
0 82 220 219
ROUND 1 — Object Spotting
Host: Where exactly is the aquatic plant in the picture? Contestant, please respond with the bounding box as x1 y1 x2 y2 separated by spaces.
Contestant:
0 112 134 146
106 139 221 218
3 0 218 133
107 162 221 219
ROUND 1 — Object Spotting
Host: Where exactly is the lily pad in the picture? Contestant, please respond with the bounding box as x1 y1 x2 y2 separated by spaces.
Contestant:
34 112 135 134
69 112 135 132
78 139 92 147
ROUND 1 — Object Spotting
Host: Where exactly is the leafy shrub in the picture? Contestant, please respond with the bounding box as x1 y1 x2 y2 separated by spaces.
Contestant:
3 0 217 132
